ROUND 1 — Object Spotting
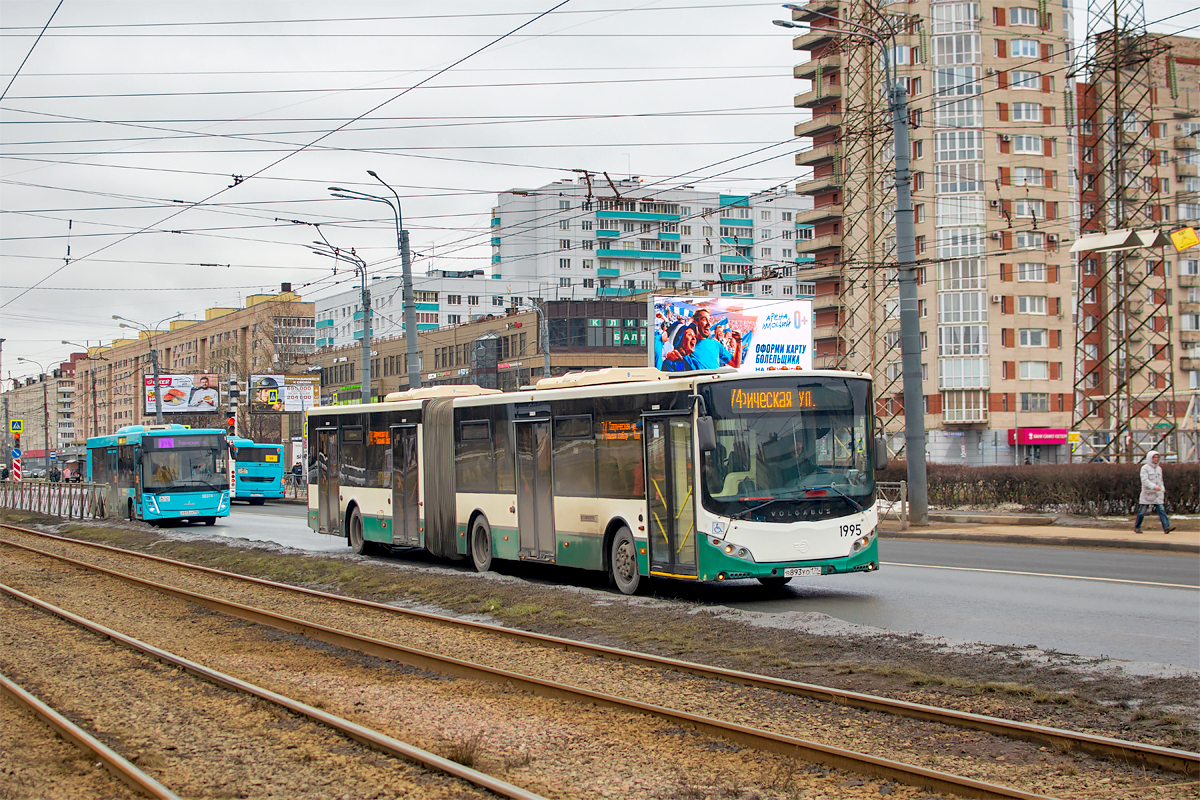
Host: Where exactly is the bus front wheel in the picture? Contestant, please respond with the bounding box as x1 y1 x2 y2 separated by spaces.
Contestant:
203 517 216 526
348 508 370 555
610 527 641 595
471 517 493 573
249 498 265 506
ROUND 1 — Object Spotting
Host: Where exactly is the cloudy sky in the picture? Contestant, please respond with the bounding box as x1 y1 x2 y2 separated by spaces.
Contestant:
2 0 1197 379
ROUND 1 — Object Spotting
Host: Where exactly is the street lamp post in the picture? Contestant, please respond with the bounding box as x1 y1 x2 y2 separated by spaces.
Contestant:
775 7 929 526
113 313 181 424
330 172 421 391
62 341 107 441
309 242 373 404
17 357 51 474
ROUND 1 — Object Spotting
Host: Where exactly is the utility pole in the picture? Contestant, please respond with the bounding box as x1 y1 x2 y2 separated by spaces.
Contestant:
17 358 50 472
114 314 179 425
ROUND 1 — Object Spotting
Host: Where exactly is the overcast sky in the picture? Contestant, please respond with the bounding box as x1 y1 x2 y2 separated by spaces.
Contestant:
2 0 1197 379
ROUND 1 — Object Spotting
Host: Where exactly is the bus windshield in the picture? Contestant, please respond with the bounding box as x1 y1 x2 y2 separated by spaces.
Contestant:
699 377 874 517
144 434 227 492
233 447 280 463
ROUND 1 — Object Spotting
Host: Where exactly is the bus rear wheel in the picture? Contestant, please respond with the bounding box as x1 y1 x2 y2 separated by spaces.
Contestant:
610 527 641 595
348 508 371 555
471 517 493 573
757 576 793 588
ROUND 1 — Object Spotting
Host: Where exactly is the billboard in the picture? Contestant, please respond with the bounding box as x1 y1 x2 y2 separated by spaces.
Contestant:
249 375 320 413
650 296 813 374
144 374 221 414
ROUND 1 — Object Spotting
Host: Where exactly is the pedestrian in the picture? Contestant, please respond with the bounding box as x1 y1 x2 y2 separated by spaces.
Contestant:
1135 450 1175 535
0 464 8 481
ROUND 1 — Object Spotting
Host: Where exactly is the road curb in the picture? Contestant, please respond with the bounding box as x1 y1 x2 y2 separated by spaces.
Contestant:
927 513 1056 526
881 530 1200 554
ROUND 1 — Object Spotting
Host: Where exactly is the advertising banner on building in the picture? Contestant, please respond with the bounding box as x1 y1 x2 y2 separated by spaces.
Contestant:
144 374 221 414
649 296 814 374
249 375 320 413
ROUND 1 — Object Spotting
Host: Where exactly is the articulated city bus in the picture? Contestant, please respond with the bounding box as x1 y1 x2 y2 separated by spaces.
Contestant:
227 437 285 504
307 367 883 593
87 424 230 525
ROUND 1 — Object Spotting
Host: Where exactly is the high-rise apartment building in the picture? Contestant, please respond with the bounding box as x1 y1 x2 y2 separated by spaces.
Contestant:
315 179 814 349
790 0 1076 464
1074 32 1200 462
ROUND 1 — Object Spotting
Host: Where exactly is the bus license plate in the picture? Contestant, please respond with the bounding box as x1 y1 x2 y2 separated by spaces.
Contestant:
251 494 263 498
784 567 822 577
180 510 198 516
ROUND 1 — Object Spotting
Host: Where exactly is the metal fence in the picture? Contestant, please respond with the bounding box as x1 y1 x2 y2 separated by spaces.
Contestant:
876 480 908 530
0 481 109 520
283 476 309 502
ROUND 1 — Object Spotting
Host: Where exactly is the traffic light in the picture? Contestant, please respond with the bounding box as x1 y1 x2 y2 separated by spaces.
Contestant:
227 417 236 436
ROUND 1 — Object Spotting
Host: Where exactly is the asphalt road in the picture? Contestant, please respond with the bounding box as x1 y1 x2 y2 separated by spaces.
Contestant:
211 503 1199 672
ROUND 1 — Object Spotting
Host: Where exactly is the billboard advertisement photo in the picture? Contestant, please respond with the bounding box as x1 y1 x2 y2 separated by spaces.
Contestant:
650 296 814 374
144 374 221 414
249 375 320 413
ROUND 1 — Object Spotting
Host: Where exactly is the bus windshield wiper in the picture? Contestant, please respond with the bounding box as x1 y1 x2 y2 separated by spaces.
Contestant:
730 490 807 519
804 484 863 512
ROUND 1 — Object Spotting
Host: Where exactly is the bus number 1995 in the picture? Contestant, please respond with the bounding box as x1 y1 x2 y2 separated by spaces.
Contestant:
839 523 862 537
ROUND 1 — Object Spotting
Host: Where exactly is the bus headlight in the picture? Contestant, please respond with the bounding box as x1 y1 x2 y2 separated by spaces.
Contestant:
719 541 755 562
143 495 160 515
851 529 876 552
217 493 228 511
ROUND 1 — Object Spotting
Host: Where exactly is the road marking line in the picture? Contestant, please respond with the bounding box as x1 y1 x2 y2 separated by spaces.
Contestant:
882 562 1197 590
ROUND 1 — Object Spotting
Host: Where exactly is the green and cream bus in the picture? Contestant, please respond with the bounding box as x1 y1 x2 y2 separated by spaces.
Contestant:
306 367 884 593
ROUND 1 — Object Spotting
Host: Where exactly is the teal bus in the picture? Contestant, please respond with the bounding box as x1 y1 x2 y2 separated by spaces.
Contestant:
227 437 285 504
86 424 230 525
307 367 884 594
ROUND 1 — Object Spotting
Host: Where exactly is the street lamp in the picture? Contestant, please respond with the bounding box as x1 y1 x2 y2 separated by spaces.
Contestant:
774 6 928 525
330 172 421 391
113 313 181 424
309 241 374 404
63 340 108 440
16 357 51 475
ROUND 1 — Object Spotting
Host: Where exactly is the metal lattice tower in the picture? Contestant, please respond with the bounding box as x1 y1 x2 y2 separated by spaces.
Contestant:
1071 0 1178 462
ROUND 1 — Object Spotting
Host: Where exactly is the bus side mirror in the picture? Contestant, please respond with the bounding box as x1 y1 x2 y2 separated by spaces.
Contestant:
874 436 888 469
697 416 717 453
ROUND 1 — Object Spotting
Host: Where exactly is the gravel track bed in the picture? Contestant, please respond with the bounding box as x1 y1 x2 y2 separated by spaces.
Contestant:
1 695 133 800
4 534 1195 798
2 546 944 800
1 594 494 800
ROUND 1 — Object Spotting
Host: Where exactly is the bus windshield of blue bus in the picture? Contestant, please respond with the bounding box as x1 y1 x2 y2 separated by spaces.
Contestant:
144 435 227 492
233 447 280 463
699 378 874 516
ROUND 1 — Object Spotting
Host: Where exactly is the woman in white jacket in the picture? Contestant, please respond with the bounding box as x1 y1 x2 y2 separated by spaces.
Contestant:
1135 450 1175 534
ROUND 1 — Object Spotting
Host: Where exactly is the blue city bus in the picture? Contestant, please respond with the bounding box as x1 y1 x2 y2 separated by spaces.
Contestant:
227 437 285 504
86 424 230 525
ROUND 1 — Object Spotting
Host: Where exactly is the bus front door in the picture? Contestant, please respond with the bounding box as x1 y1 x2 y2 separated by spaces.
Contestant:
391 425 420 547
515 418 555 560
644 414 697 577
317 428 340 535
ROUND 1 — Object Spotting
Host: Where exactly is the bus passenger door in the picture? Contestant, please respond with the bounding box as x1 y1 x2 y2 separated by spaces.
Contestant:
391 425 420 546
515 417 555 560
644 414 697 577
317 428 340 535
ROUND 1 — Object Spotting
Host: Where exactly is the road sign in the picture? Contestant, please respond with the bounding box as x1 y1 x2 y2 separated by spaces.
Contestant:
11 448 21 460
12 457 20 481
49 452 57 460
9 419 22 434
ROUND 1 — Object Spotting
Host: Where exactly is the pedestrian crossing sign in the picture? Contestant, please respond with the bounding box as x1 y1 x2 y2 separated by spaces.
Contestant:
9 419 21 434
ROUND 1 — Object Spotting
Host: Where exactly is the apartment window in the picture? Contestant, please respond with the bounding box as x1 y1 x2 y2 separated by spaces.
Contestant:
622 222 635 233
938 325 988 355
581 220 593 231
932 3 980 33
702 225 714 236
559 239 571 250
1021 392 1050 411
492 296 504 307
913 140 924 159
761 248 772 258
783 285 794 295
1013 166 1044 185
936 162 984 193
1017 295 1047 314
559 219 570 230
447 314 462 325
937 292 988 323
761 284 773 295
468 295 479 305
583 278 594 288
938 259 986 290
559 200 570 209
1017 262 1045 281
1181 259 1199 276
559 277 571 287
703 263 714 273
760 210 772 220
1018 328 1048 347
581 240 594 250
1012 102 1042 121
936 130 983 161
936 196 986 226
1010 38 1039 57
781 211 793 221
1014 198 1044 218
934 33 981 66
1019 361 1049 379
1009 7 1038 25
1012 135 1043 153
559 258 571 270
782 249 793 258
447 294 462 305
582 259 593 270
938 357 989 388
1010 70 1040 89
797 227 814 240
936 228 985 258
935 98 983 128
1015 231 1045 249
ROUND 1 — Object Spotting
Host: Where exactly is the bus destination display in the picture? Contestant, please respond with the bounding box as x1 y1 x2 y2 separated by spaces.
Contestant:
729 387 815 413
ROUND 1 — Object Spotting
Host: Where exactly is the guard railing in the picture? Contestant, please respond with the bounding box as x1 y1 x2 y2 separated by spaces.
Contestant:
0 481 109 520
876 480 908 530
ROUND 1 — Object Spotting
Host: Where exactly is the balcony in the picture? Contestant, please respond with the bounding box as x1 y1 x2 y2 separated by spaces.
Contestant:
1182 357 1200 371
1181 301 1200 315
1180 275 1199 287
794 83 843 108
794 52 841 81
795 142 839 167
795 172 841 196
812 293 842 311
793 0 840 20
1175 135 1198 150
795 233 843 254
792 26 839 53
1177 163 1199 178
795 203 843 225
795 113 842 139
1182 331 1200 343
813 324 842 340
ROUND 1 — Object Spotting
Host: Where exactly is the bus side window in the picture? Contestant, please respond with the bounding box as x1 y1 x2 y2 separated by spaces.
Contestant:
456 418 493 493
340 424 365 486
553 415 596 497
493 409 515 494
